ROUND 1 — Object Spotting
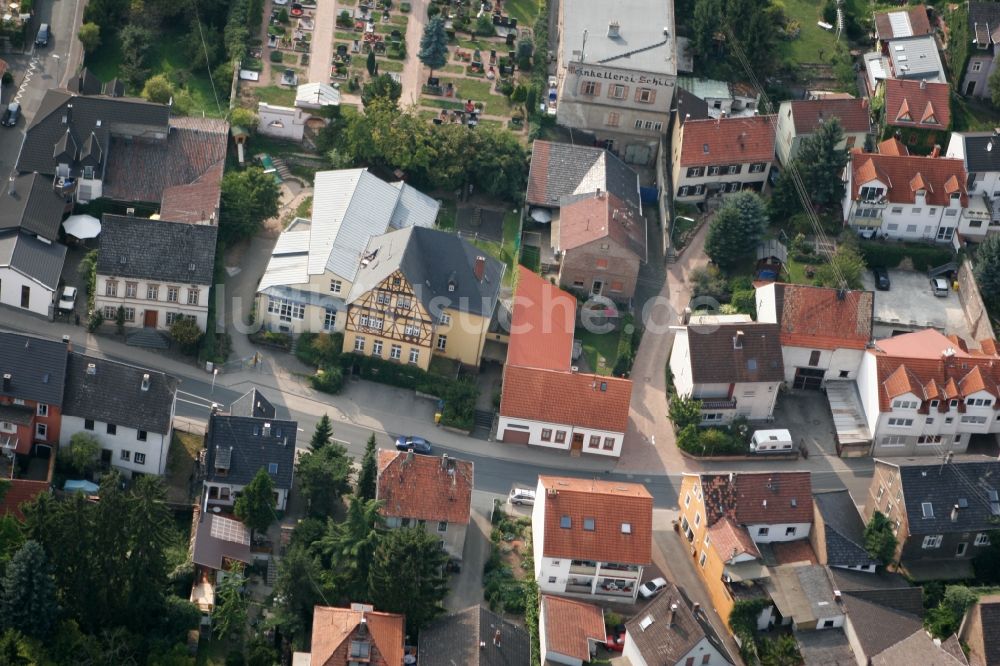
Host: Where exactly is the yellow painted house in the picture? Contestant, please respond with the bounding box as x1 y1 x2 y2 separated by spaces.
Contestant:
343 226 505 371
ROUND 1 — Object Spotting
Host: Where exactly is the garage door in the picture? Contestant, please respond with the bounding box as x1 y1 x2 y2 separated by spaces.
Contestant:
501 428 530 444
793 367 825 390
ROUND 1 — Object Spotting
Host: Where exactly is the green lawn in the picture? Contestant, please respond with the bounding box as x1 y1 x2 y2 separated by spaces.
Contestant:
505 0 541 25
165 430 203 504
376 58 404 72
470 211 521 287
84 25 224 117
442 64 466 74
952 96 1000 131
421 97 475 111
575 327 621 376
437 199 457 230
779 0 838 65
253 85 297 106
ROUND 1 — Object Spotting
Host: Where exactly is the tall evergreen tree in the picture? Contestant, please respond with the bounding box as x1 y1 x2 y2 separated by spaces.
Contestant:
864 511 898 566
974 233 1000 311
795 118 849 210
418 17 448 80
0 541 58 638
368 528 448 634
90 472 131 628
125 476 173 632
704 191 769 269
296 441 352 519
235 468 276 536
366 49 377 77
356 433 379 501
274 546 327 639
310 414 333 450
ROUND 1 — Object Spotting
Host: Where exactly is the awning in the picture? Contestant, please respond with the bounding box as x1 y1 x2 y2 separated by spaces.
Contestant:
723 560 770 582
62 214 101 239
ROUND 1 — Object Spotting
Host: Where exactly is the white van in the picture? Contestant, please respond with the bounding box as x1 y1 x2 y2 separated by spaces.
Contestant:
750 429 794 453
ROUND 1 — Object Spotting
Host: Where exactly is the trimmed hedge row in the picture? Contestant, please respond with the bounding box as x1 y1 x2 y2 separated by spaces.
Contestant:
858 241 954 271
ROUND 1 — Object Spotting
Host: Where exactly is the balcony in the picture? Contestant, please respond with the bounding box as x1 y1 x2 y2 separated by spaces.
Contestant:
700 398 737 410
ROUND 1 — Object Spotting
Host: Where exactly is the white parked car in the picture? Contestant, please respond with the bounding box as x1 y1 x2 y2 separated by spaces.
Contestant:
57 286 77 313
930 277 950 297
638 577 668 599
508 488 536 506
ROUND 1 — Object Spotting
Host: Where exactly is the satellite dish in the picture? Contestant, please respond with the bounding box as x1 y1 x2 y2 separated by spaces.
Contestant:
988 142 993 152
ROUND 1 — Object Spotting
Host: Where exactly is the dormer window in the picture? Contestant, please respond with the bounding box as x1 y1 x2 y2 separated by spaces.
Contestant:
349 640 370 659
859 186 884 201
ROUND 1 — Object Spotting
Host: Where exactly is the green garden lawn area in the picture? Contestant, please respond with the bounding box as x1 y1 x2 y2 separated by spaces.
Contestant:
780 0 838 65
505 0 540 25
254 85 297 106
575 327 620 376
85 24 224 117
470 211 521 287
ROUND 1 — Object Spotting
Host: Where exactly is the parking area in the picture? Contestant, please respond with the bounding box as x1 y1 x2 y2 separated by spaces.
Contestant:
861 268 970 340
771 390 841 457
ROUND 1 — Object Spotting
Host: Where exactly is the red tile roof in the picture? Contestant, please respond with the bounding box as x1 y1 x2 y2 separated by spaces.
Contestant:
884 79 951 130
878 137 909 156
541 596 606 662
558 191 645 260
0 479 47 521
769 283 874 350
500 365 633 433
537 476 652 564
159 160 223 224
700 472 814 526
789 98 871 134
851 151 967 207
678 115 776 167
310 605 404 666
875 5 932 40
871 329 1000 411
506 266 575 371
377 450 472 524
707 516 760 562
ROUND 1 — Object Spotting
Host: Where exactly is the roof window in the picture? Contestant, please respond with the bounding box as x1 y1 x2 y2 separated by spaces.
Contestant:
921 502 934 518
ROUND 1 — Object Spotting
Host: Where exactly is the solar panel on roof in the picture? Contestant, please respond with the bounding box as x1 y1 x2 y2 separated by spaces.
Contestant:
215 446 232 470
210 515 250 545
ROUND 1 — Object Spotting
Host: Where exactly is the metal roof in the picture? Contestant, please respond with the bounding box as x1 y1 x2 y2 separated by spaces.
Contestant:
561 0 676 75
887 36 946 82
0 230 68 290
677 76 731 100
295 82 341 108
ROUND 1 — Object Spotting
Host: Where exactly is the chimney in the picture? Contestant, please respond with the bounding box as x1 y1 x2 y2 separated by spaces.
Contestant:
7 175 15 197
1 374 9 392
596 187 603 199
441 453 449 469
951 504 959 522
406 448 415 463
693 602 701 615
493 628 502 647
474 255 486 282
931 144 941 158
86 363 96 376
210 402 220 416
607 20 620 38
733 330 744 349
141 373 150 392
920 79 927 90
262 422 272 437
62 334 72 352
667 602 678 626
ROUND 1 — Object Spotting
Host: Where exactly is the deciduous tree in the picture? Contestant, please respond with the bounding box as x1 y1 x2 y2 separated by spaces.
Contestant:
77 22 101 53
212 565 248 640
704 191 769 269
220 168 280 244
64 432 100 475
668 396 703 431
368 527 448 634
814 242 866 290
361 73 402 108
863 510 897 566
296 442 352 519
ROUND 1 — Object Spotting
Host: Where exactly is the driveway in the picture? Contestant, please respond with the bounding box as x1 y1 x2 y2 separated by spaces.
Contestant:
444 490 492 611
770 390 840 458
400 0 430 106
307 0 336 85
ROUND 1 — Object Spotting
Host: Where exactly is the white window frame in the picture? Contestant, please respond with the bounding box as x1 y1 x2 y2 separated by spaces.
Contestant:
922 535 943 549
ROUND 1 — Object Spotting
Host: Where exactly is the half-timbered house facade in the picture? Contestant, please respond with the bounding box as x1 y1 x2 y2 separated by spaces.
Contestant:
344 227 505 371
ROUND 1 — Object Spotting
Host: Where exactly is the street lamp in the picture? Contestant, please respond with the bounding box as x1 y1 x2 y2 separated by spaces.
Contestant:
51 54 60 87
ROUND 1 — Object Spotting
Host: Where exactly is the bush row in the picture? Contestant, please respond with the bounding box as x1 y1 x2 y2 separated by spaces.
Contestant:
612 315 642 377
859 240 954 271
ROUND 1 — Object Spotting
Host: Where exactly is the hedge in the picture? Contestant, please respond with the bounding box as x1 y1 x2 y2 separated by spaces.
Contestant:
858 241 954 271
338 353 478 429
612 314 642 377
295 331 343 368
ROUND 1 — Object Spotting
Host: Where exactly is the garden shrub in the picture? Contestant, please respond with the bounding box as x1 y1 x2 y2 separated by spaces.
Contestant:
295 331 343 368
269 50 283 63
309 365 344 394
858 241 953 271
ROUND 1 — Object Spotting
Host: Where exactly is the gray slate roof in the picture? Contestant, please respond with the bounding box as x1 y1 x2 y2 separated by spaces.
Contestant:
871 629 968 666
888 458 1000 535
205 414 297 490
97 214 218 285
842 591 924 660
676 87 711 125
230 388 276 419
829 567 914 593
347 226 505 319
814 490 879 569
418 605 531 666
17 89 169 176
0 230 68 290
526 140 640 209
0 173 68 241
62 352 178 434
0 331 68 405
625 583 730 665
969 2 1000 37
958 133 1000 173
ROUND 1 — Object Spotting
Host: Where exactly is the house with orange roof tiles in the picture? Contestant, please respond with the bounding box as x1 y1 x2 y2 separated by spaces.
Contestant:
376 449 473 560
539 595 606 665
856 328 1000 456
842 139 968 242
755 283 874 388
775 97 872 166
670 114 776 204
292 603 405 666
677 471 813 624
668 321 784 424
497 267 633 457
532 476 653 602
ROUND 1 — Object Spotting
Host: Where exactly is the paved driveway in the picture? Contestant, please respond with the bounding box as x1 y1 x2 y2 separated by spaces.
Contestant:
770 390 840 458
444 490 493 611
